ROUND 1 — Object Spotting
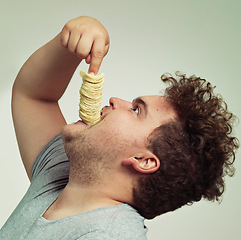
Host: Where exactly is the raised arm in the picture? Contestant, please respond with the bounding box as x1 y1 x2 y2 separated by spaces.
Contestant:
12 16 110 180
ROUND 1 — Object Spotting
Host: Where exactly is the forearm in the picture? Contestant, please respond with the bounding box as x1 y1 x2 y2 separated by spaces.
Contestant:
13 33 81 102
10 16 109 179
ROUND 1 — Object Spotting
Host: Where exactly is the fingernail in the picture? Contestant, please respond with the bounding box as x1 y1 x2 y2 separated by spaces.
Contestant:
89 72 95 75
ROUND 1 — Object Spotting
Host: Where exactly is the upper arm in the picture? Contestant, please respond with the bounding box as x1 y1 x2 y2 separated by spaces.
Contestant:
12 87 66 180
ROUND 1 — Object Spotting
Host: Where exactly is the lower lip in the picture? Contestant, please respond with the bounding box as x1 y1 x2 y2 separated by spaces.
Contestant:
76 119 86 124
75 120 90 128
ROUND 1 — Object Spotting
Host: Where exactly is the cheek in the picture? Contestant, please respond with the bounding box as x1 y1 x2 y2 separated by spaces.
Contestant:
100 113 150 148
101 112 135 134
91 115 132 148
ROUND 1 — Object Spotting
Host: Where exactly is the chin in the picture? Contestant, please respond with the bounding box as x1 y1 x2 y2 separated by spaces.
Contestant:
61 125 73 144
61 124 80 143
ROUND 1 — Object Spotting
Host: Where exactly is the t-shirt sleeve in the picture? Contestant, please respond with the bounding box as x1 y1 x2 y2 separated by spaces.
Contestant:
29 134 70 195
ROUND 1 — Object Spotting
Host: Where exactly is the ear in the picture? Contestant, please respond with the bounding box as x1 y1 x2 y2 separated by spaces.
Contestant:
122 150 160 174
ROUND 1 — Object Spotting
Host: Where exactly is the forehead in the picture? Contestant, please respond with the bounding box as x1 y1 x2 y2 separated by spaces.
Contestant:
138 95 170 109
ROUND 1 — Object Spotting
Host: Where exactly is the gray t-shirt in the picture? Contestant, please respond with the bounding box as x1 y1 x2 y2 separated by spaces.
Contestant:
0 135 148 239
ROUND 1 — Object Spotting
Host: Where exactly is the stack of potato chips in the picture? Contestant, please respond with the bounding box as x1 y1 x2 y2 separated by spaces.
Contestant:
79 71 104 125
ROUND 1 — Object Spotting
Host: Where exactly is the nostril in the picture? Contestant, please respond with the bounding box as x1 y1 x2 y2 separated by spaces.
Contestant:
109 102 114 110
109 97 116 109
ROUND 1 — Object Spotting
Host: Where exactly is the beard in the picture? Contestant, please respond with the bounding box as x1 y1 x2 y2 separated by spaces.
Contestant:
61 125 117 186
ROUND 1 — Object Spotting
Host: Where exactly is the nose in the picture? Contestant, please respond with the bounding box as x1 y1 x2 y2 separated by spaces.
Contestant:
109 97 132 110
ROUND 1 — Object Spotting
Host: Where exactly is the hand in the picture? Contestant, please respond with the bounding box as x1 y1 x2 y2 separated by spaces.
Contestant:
61 16 110 74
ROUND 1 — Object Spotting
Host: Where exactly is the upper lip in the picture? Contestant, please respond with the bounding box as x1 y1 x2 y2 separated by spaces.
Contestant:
101 106 110 120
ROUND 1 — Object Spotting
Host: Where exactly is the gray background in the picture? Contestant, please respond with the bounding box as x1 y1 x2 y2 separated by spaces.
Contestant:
0 0 240 239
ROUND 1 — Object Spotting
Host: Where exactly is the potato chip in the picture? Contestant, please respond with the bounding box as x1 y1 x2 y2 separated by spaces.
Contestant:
79 71 104 125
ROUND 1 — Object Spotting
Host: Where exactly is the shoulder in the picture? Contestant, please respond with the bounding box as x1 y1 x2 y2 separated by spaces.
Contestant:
105 204 148 239
75 204 147 240
30 134 69 184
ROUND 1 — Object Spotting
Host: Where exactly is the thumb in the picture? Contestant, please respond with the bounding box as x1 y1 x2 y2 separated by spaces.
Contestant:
85 54 91 64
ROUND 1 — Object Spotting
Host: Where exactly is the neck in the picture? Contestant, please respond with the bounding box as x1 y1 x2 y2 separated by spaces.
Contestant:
43 182 123 220
58 182 123 211
67 161 135 207
43 168 136 221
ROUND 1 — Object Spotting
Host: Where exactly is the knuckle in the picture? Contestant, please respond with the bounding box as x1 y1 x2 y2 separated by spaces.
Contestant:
63 22 71 32
95 30 105 38
68 47 76 54
76 52 84 59
60 36 66 46
64 21 88 33
77 50 89 59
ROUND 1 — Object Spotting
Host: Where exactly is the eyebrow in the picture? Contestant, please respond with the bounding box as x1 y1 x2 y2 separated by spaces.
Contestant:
133 97 148 115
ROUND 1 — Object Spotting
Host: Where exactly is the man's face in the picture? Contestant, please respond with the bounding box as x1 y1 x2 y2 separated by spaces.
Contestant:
98 95 177 154
61 95 177 182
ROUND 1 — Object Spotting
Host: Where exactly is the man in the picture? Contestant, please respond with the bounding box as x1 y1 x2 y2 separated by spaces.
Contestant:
0 16 238 239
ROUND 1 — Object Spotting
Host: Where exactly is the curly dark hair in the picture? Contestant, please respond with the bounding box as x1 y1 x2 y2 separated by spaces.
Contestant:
133 72 239 219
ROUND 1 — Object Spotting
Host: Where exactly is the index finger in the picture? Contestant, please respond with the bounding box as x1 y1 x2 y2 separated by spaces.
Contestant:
88 39 106 75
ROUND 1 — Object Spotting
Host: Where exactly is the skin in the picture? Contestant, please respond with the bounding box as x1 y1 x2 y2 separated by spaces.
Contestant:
11 16 177 220
12 16 110 179
49 95 177 220
61 95 177 188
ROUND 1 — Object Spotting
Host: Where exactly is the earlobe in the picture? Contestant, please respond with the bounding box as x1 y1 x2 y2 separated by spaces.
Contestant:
122 153 160 174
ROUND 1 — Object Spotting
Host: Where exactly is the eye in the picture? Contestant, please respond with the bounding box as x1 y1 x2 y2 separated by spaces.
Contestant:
132 107 140 115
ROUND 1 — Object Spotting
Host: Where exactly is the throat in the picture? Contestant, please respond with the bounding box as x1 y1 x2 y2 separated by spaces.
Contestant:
42 184 123 221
